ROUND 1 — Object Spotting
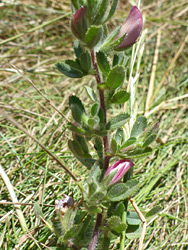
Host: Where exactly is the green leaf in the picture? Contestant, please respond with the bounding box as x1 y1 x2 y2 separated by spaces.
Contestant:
86 0 101 23
88 181 98 197
87 118 94 128
56 62 84 78
113 54 121 67
93 0 109 24
127 211 141 226
114 223 127 233
125 225 142 239
86 25 103 48
110 34 126 51
67 123 90 136
107 216 127 233
96 51 111 77
102 168 119 187
87 117 100 130
68 140 85 158
76 157 95 169
97 82 108 90
68 140 91 160
100 27 124 52
89 163 102 182
98 108 104 125
114 202 125 218
113 53 129 67
76 214 93 240
71 0 80 11
85 204 102 215
115 128 124 145
61 208 77 232
73 134 89 154
142 133 157 148
65 59 81 69
107 202 125 218
80 215 94 240
90 190 106 202
145 206 161 219
69 95 88 124
106 66 125 90
107 215 121 228
126 147 153 159
106 113 129 130
120 137 136 150
107 180 140 202
104 0 119 22
110 138 118 154
95 137 103 162
74 210 86 224
75 218 95 245
74 40 84 58
85 86 98 102
91 103 100 117
79 0 86 6
130 116 147 138
52 220 63 238
63 224 81 240
110 90 130 104
80 51 92 73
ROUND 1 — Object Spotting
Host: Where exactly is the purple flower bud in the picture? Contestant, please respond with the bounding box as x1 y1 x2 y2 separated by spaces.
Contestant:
71 6 89 42
116 6 143 50
104 159 134 185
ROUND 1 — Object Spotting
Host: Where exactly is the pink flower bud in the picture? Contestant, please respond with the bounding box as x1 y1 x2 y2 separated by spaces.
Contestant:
71 6 89 42
116 6 143 50
104 159 134 185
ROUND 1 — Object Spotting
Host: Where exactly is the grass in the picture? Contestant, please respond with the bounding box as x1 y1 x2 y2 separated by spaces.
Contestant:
0 0 188 249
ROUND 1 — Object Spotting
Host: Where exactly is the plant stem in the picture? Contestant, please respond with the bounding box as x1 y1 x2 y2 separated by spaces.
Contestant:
88 213 102 250
91 50 109 170
89 51 110 249
120 210 127 250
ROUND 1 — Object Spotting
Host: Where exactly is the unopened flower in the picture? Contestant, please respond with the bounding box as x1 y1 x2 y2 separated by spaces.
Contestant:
104 159 134 185
71 6 89 42
55 195 74 217
116 6 143 50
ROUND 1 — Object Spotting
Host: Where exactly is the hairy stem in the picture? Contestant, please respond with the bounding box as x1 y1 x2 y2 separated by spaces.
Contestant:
91 50 109 170
88 213 102 250
89 51 110 249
